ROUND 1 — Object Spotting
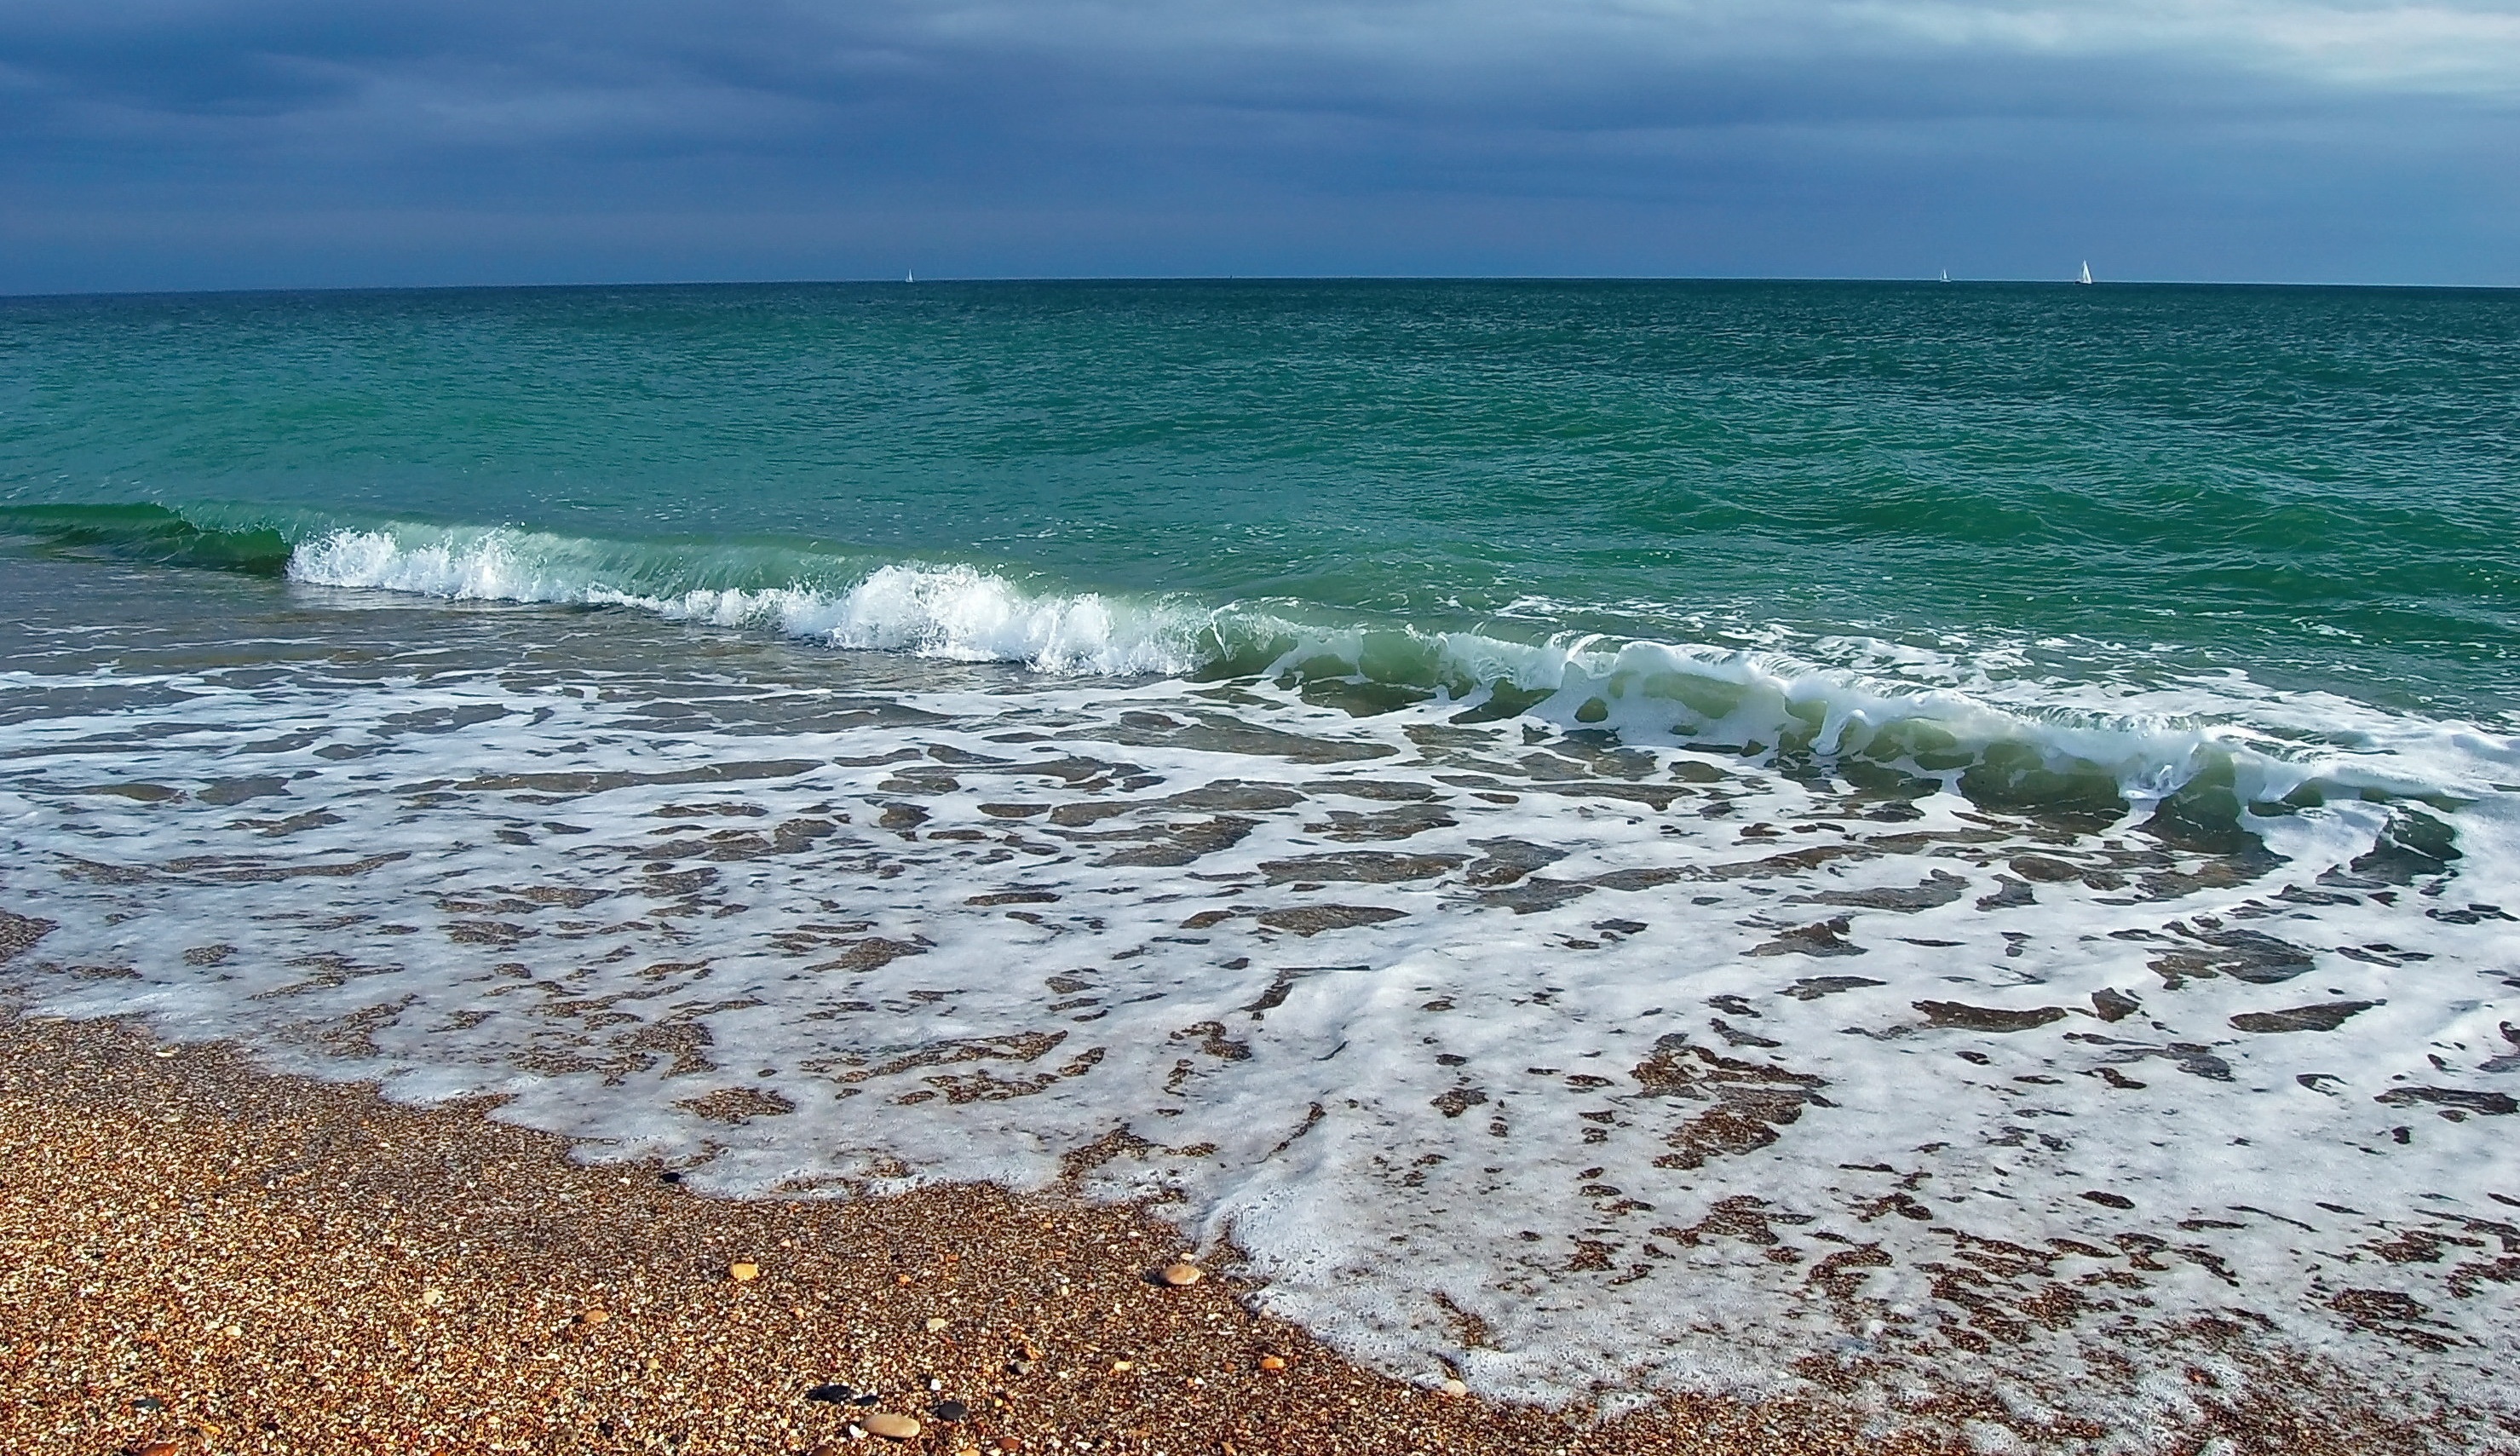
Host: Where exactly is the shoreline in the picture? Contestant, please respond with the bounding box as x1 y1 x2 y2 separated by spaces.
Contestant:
0 1009 2462 1456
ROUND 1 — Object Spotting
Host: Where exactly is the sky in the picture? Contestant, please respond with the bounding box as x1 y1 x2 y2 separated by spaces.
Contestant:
2 1 2516 292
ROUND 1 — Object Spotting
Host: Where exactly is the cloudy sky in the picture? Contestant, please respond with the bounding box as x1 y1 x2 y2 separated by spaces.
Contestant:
3 0 2515 291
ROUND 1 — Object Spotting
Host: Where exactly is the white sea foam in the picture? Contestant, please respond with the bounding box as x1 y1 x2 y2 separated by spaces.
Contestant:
288 527 1204 676
5 584 2517 1449
284 524 2518 825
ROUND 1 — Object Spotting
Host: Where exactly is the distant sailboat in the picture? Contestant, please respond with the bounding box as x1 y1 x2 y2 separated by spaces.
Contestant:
2078 261 2094 285
906 269 915 284
1940 268 1951 283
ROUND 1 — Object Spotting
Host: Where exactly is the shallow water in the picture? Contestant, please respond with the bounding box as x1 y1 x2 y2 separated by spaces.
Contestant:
3 280 2517 1446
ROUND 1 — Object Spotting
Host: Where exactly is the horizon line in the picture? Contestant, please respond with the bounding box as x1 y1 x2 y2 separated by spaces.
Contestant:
8 273 2518 303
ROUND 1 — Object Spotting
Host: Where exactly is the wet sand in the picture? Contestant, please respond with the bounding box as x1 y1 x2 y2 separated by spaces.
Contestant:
0 1011 2459 1456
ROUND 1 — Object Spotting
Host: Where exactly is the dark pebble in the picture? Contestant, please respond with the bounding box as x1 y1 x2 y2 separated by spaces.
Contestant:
934 1399 969 1422
804 1384 855 1404
133 1396 167 1412
659 1171 682 1183
854 1393 882 1408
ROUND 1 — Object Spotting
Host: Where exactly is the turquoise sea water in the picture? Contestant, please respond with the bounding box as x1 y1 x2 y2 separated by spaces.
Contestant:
4 281 2517 1440
5 280 2516 717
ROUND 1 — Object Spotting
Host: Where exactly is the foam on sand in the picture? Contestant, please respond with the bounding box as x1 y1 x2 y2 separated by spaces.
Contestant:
3 582 2516 1451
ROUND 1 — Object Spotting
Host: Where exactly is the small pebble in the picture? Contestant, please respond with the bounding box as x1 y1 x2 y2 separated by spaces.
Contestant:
923 1315 949 1332
728 1261 760 1283
419 1288 444 1307
1156 1262 1202 1287
578 1309 609 1325
934 1397 970 1421
1257 1355 1287 1371
805 1384 855 1404
1110 1359 1133 1373
136 1443 181 1456
1441 1377 1470 1397
861 1412 922 1439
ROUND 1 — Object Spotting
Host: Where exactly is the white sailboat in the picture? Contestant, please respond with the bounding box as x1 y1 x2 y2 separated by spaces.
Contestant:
906 269 915 284
1940 268 1951 283
2078 261 2094 285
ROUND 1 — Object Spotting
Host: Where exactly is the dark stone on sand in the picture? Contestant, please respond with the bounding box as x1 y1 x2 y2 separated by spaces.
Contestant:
2080 1190 2134 1210
2329 1287 2435 1327
2009 855 2084 883
2145 926 2316 987
2230 1000 2383 1033
1258 852 1465 883
1102 816 1258 867
1800 870 1969 912
1474 878 1598 915
2374 1086 2517 1115
1913 1001 2068 1033
1974 877 2036 911
1749 918 1865 958
1309 804 1458 841
933 1399 969 1422
1630 1034 1832 1170
1462 837 1569 886
1784 975 1884 1000
1430 1088 1489 1118
805 1384 856 1403
199 774 294 805
1591 866 1697 891
1303 779 1439 801
808 937 926 973
1256 904 1407 935
2090 988 2142 1022
1533 781 1693 809
1165 780 1307 812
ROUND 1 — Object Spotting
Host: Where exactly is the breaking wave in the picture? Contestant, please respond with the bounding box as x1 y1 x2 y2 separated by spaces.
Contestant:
6 504 2510 826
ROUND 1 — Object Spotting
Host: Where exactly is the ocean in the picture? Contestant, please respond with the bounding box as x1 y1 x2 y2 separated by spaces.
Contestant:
3 279 2515 1442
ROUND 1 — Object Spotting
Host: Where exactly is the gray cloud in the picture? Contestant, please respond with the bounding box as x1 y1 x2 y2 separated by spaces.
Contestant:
1 1 2513 290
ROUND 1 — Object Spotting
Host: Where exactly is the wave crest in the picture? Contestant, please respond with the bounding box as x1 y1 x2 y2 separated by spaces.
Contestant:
288 527 1204 676
216 519 2520 821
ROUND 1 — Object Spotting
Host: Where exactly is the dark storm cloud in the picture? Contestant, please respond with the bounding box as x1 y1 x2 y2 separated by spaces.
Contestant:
2 1 2515 290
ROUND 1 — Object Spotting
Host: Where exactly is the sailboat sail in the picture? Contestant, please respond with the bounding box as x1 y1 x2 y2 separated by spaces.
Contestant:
2079 261 2094 285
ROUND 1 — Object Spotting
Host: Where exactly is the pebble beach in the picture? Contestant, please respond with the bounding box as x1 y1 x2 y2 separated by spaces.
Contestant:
0 1008 2461 1456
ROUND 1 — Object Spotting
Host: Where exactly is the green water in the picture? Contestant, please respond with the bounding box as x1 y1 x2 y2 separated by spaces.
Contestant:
3 279 2516 717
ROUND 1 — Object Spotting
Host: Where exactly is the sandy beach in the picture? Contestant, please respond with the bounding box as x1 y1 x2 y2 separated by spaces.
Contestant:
0 1000 2457 1456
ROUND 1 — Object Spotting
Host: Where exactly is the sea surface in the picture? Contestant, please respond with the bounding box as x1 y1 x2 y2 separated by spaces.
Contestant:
3 280 2517 1447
